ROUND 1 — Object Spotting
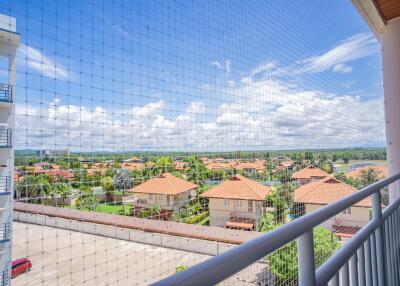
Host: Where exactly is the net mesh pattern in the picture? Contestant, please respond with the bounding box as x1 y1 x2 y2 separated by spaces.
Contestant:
0 0 385 285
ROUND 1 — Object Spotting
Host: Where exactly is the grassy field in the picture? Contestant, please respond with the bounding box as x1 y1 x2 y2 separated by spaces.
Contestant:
95 202 133 215
65 202 133 215
333 160 387 173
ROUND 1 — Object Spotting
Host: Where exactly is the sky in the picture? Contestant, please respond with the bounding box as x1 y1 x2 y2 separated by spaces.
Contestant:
0 0 385 152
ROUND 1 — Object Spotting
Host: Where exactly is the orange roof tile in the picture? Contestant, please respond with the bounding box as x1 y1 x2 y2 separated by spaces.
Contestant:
291 166 330 180
206 162 233 170
174 161 188 170
200 174 271 201
128 173 198 195
234 162 265 171
346 165 387 180
121 162 145 170
294 176 371 207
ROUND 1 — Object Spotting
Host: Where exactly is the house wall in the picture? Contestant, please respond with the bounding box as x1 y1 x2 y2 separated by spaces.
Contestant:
133 189 195 211
305 204 370 228
208 198 264 228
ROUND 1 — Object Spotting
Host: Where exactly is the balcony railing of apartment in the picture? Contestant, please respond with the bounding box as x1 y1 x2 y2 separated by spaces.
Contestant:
0 222 10 242
0 84 12 103
0 177 10 193
153 172 400 286
0 128 11 148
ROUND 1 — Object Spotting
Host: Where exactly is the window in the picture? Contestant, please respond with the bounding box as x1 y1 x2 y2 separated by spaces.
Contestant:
149 194 153 200
343 208 351 214
248 200 254 212
235 200 242 207
167 195 171 206
224 199 230 206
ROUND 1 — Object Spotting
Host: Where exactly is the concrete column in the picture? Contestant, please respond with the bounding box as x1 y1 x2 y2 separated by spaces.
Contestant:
382 17 400 203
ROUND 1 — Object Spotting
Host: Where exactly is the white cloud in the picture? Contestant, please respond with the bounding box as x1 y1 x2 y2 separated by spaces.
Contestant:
250 62 275 77
15 74 385 151
332 64 353 73
18 44 69 80
303 33 377 73
210 61 222 69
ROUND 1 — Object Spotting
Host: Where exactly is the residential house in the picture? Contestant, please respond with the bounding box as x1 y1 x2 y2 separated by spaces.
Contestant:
291 166 330 185
33 162 74 180
279 160 294 169
174 161 188 171
294 176 372 239
121 162 145 171
126 173 198 214
346 165 387 180
205 162 233 170
234 162 265 174
200 174 272 230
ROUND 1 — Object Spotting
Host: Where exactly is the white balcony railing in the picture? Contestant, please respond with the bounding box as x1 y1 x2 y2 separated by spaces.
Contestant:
153 173 400 286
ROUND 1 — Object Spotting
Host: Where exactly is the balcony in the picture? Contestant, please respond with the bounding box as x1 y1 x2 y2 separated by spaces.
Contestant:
0 84 12 104
0 223 10 243
153 173 400 285
0 177 9 193
0 128 11 148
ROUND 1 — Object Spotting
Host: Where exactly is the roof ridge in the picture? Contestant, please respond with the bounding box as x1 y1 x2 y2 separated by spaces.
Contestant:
162 173 178 194
237 175 265 200
295 177 327 201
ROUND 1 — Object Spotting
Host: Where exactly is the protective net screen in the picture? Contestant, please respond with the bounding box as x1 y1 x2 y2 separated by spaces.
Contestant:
0 0 385 285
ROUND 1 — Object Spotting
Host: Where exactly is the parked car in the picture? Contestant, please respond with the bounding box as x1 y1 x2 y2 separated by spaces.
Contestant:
12 258 32 278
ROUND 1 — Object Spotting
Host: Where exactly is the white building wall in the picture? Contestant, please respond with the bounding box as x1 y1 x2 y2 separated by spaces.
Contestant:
305 204 370 228
0 14 19 283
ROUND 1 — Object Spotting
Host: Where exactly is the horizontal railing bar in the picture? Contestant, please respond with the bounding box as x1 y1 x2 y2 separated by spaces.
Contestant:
315 219 380 285
153 172 400 286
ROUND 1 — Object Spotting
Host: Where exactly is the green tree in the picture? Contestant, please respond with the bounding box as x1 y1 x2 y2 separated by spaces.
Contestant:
17 174 53 204
53 183 71 207
320 161 333 174
76 187 97 211
156 156 174 173
113 169 134 191
150 204 161 218
267 227 340 284
360 168 379 186
100 176 114 192
258 212 280 232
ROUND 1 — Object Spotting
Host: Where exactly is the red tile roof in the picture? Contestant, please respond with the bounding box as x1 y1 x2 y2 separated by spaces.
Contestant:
294 176 371 207
200 174 271 201
346 165 387 180
128 173 198 195
291 166 330 180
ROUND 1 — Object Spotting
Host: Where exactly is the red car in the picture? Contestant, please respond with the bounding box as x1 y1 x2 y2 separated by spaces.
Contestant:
12 258 32 278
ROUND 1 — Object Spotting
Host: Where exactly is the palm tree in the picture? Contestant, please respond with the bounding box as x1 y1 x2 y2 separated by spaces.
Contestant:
53 183 71 207
150 204 161 219
360 168 379 186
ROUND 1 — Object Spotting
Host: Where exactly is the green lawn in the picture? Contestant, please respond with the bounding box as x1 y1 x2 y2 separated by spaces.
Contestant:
95 203 132 215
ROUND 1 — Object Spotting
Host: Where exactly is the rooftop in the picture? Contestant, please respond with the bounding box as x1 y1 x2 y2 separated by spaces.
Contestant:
294 176 372 207
291 166 330 180
201 174 271 201
128 173 198 195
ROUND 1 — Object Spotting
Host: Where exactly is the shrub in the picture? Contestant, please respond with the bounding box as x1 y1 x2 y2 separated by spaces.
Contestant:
186 211 209 224
267 227 340 284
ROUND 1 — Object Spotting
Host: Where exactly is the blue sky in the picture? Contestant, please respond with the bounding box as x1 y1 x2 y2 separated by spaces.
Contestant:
0 0 385 151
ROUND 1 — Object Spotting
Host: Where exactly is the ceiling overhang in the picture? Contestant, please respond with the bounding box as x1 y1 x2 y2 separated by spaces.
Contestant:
352 0 400 40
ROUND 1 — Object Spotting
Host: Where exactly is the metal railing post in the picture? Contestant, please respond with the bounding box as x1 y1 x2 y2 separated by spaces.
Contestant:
372 191 387 285
297 230 316 286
